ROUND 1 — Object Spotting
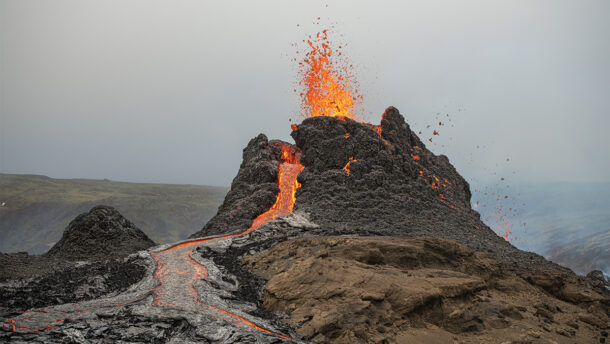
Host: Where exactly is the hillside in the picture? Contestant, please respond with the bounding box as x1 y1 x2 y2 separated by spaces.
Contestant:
0 174 227 254
546 229 610 276
473 182 610 275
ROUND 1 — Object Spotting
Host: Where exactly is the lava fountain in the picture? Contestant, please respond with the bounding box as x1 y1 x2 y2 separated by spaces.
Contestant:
296 29 362 120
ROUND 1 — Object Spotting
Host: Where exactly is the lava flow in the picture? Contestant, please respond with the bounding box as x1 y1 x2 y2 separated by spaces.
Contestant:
150 143 302 339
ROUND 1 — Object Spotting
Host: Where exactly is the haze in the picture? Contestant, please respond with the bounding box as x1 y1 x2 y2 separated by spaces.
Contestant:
1 0 609 187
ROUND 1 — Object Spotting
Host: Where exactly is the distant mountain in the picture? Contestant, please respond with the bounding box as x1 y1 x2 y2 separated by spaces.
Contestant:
545 229 610 276
473 181 610 275
0 174 227 254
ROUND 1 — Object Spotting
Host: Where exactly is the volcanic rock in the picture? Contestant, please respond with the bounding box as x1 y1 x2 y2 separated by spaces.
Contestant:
0 251 60 282
0 256 147 318
46 205 155 261
244 236 607 343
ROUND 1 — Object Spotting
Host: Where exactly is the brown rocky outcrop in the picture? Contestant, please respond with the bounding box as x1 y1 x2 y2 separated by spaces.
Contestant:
245 236 609 343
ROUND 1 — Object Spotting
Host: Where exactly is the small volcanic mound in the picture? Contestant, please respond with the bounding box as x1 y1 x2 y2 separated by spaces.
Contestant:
244 236 608 344
46 205 155 261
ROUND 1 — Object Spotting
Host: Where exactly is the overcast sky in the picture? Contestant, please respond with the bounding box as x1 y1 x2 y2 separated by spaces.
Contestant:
1 0 609 187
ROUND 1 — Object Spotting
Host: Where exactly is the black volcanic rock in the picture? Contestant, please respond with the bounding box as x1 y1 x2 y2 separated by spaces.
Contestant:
45 205 155 261
291 106 476 235
191 134 291 238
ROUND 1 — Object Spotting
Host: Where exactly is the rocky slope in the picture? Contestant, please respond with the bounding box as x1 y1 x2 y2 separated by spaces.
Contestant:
546 229 610 276
245 236 608 343
46 205 156 261
191 136 285 238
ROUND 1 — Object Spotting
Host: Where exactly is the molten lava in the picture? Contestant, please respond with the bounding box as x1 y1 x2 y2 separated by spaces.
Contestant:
297 29 361 120
149 143 302 340
342 157 357 176
249 145 304 231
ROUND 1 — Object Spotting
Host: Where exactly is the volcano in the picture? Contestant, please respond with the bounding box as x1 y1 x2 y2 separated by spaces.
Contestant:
1 107 608 343
193 107 563 276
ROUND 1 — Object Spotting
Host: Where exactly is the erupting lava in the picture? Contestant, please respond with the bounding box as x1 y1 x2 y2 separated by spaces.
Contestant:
150 143 302 339
296 28 361 120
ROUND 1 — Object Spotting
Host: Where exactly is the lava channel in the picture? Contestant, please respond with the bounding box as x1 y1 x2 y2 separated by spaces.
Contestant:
150 143 303 339
3 144 302 339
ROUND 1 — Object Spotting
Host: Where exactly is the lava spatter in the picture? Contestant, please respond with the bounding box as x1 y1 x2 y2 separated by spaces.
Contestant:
294 24 362 121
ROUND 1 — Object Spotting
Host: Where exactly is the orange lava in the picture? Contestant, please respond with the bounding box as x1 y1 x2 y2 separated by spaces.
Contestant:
148 143 302 340
297 29 361 120
342 157 357 176
156 145 303 253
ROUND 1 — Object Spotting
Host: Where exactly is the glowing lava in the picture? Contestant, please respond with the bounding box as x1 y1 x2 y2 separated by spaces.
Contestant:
296 29 361 120
342 157 357 176
150 143 302 339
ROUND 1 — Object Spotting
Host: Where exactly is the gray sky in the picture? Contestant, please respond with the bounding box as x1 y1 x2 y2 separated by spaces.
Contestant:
1 0 609 186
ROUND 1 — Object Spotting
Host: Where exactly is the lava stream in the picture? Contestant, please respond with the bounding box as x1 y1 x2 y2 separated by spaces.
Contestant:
150 144 302 339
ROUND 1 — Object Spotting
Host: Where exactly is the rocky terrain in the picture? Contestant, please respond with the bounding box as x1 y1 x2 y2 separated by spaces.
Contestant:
46 205 156 261
245 236 608 343
1 107 608 343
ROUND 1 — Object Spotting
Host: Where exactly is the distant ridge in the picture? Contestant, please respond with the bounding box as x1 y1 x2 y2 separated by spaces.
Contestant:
0 173 227 253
